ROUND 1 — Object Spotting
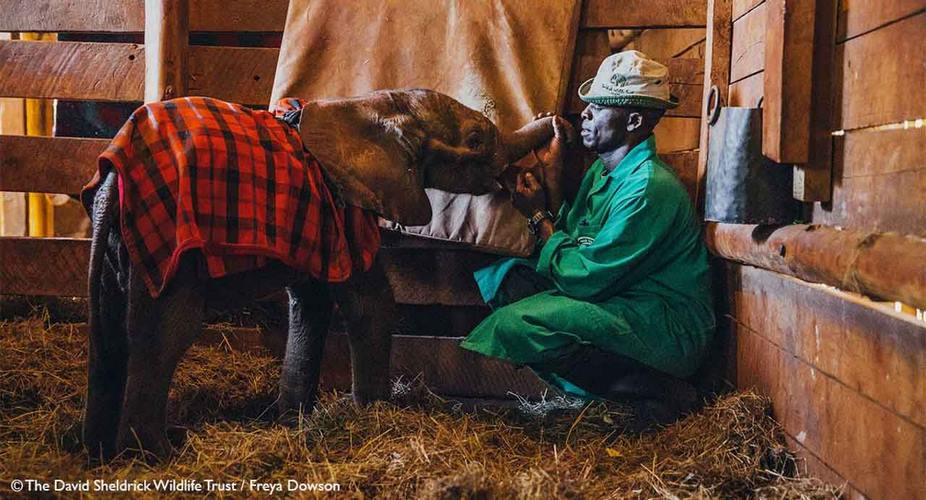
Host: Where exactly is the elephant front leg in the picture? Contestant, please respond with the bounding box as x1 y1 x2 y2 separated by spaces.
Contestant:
334 261 395 405
278 282 333 415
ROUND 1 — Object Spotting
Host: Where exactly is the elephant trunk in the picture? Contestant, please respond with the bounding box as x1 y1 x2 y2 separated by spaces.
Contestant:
499 116 557 165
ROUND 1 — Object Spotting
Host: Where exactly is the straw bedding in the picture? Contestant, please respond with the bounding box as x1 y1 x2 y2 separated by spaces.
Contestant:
0 317 840 498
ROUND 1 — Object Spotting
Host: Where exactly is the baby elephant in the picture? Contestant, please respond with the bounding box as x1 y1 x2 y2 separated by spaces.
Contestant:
81 89 556 459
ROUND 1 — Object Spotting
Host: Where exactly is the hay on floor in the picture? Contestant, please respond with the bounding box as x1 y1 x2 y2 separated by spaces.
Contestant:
0 317 841 498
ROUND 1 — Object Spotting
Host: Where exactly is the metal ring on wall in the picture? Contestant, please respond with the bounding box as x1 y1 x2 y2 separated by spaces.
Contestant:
707 85 721 126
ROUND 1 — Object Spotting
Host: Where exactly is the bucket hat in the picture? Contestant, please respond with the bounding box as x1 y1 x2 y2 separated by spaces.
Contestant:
578 50 679 109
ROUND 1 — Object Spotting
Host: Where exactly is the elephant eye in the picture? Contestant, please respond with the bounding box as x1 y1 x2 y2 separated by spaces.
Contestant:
466 131 483 150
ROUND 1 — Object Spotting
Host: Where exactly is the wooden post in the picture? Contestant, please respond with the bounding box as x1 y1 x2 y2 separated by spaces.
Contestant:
763 0 816 163
792 0 836 202
695 0 732 213
20 33 56 237
144 0 189 103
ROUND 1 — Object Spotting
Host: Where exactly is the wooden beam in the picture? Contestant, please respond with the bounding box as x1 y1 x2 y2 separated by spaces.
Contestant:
792 0 836 202
0 0 145 32
188 46 279 105
188 0 289 32
0 41 145 101
144 0 189 102
835 11 926 130
0 237 502 307
696 0 733 211
582 0 707 28
763 0 816 163
729 1 766 83
0 136 105 193
706 222 926 309
728 263 926 427
836 0 926 42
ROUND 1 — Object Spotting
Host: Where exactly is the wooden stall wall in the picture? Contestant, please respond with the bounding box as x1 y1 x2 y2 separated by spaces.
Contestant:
704 1 926 497
568 0 708 199
0 0 707 397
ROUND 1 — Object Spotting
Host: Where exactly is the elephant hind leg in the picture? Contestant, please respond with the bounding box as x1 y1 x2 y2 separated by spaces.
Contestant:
83 259 128 460
278 281 333 417
116 259 204 459
333 261 395 405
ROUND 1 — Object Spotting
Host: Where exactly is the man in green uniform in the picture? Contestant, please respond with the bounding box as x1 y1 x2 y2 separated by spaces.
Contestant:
461 51 715 424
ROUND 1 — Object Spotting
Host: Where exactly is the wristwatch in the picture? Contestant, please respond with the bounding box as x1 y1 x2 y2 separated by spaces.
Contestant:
527 209 554 236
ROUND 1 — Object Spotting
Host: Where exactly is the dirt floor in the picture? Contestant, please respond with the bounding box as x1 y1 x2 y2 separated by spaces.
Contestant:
0 317 841 498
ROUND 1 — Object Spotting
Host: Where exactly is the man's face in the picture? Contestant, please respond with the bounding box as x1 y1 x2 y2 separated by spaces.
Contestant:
579 104 631 153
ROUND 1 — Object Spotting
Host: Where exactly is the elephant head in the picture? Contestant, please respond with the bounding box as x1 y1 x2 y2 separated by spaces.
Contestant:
298 89 556 226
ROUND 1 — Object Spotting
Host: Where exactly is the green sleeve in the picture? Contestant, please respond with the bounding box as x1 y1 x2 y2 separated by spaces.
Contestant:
535 185 674 299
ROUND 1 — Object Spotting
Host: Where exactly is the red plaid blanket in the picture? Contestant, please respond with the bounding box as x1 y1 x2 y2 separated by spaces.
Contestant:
82 96 380 297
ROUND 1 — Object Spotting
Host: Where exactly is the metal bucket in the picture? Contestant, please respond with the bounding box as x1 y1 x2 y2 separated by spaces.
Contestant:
704 87 799 224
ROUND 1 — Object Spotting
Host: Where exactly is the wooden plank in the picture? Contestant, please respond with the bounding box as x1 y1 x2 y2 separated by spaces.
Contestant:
662 149 699 200
729 264 926 427
0 41 144 101
696 0 733 210
566 30 611 114
834 124 926 178
763 0 816 163
188 0 289 32
188 46 279 105
837 0 926 41
0 0 289 33
783 435 866 499
732 315 925 500
0 237 500 307
727 69 763 106
668 57 706 84
666 83 703 117
582 0 707 28
144 0 189 102
729 1 766 83
733 0 765 20
72 324 546 399
654 117 701 152
812 127 926 235
814 167 926 237
0 0 145 32
319 334 547 397
835 12 926 130
381 249 496 307
633 28 706 61
793 0 837 202
0 237 87 296
0 136 105 193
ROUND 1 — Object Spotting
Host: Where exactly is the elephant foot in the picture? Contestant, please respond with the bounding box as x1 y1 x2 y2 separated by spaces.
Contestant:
116 425 172 462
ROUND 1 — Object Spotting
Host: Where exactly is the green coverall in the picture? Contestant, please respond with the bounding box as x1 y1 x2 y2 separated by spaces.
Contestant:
460 135 715 398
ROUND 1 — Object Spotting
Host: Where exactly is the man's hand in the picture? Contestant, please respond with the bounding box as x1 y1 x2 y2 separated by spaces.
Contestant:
531 113 574 215
511 171 547 218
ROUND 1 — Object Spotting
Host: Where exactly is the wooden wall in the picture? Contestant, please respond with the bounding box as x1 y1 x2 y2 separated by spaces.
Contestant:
715 0 926 497
568 2 707 197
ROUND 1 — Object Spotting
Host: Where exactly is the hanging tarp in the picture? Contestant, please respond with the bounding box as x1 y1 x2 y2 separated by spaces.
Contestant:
271 0 581 255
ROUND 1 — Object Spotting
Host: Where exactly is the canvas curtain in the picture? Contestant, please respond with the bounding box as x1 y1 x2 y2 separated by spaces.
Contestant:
271 0 580 255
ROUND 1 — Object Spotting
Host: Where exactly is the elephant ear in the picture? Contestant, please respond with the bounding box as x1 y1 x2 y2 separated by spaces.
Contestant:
298 104 433 226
